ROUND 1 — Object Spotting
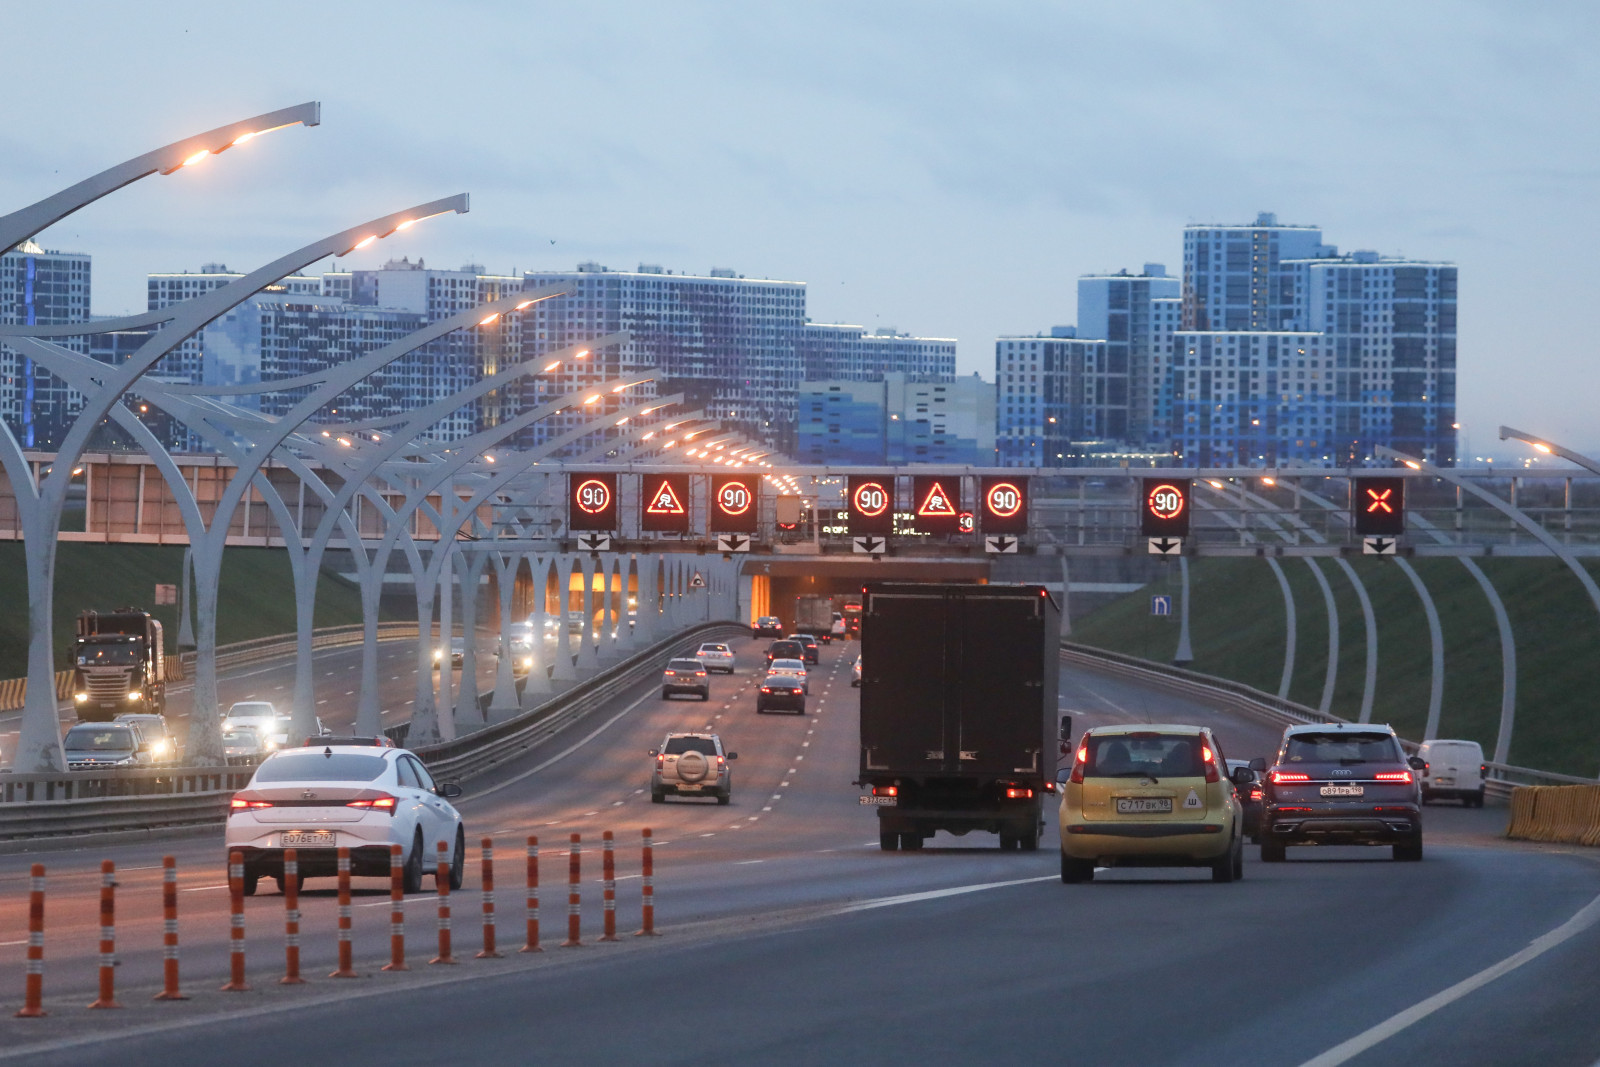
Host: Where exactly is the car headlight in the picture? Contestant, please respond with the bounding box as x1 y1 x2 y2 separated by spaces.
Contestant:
126 691 142 701
433 649 443 661
74 692 88 702
150 739 171 756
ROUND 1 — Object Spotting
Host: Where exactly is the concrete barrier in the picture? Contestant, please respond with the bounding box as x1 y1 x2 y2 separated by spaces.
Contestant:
1506 785 1600 846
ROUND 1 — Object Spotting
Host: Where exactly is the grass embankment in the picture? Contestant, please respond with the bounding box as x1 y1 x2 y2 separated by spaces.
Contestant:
1070 556 1600 778
0 543 384 678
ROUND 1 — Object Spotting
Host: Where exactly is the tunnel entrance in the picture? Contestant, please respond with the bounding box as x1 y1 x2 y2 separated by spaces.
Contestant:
746 557 990 635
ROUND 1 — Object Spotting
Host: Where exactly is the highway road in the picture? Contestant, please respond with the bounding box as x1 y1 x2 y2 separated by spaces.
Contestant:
0 636 1596 1066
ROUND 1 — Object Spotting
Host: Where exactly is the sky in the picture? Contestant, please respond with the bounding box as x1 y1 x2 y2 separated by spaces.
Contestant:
4 0 1598 459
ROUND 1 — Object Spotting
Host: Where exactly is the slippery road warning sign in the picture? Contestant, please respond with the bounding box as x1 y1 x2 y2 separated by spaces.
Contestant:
641 474 691 533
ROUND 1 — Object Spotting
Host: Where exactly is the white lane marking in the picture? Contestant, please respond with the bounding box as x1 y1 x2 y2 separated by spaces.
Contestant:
700 833 716 838
612 801 624 807
0 939 26 947
468 685 659 800
747 816 759 821
317 699 328 705
771 794 782 800
802 742 810 748
1298 887 1600 1067
583 811 599 817
780 781 790 787
735 859 763 865
181 884 228 893
762 806 773 812
633 789 644 795
788 769 797 774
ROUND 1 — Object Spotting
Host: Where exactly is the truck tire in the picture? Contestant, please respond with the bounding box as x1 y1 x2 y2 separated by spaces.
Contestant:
1060 853 1093 883
879 831 899 852
1020 831 1039 853
900 833 924 851
998 835 1017 851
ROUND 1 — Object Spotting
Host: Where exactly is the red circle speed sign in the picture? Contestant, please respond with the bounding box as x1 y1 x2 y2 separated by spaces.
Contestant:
985 481 1024 518
1146 483 1186 522
717 479 752 516
575 478 612 515
852 481 890 517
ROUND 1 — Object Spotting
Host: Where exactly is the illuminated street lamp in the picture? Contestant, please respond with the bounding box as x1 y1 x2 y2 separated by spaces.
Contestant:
1499 426 1600 477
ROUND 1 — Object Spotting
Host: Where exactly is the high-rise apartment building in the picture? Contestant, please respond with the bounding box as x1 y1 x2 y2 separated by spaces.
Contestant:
994 330 1107 467
1076 266 1180 441
1 240 91 449
798 324 956 383
1181 213 1332 331
797 372 994 466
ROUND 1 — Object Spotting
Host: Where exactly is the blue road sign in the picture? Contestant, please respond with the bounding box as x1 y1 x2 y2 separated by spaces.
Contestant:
1151 595 1173 617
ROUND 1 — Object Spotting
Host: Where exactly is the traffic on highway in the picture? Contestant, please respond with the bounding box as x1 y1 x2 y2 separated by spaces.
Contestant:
0 603 1595 1066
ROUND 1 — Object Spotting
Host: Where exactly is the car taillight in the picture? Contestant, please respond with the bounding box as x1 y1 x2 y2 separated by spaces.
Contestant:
1250 786 1263 799
1201 744 1220 784
760 686 772 693
656 755 665 768
696 671 706 677
1070 740 1088 784
873 785 898 797
665 670 676 676
1374 770 1413 783
1004 787 1033 800
716 755 725 767
346 794 398 812
229 796 272 811
1271 771 1311 784
1480 764 1487 775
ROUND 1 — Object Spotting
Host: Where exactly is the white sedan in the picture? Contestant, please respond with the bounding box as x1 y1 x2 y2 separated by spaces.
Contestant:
767 657 810 695
695 642 736 674
224 743 465 896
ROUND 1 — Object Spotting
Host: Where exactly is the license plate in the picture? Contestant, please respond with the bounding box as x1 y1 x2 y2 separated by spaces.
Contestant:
859 795 897 806
1320 784 1365 797
281 831 336 847
677 784 702 791
1435 778 1455 787
1115 797 1173 814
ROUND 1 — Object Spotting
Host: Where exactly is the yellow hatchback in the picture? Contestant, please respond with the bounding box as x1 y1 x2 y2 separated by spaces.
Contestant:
1058 724 1249 883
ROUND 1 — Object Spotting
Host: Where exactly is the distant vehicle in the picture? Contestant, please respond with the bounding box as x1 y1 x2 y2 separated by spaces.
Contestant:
752 616 783 638
661 657 710 701
566 611 589 635
765 639 805 665
114 713 180 763
793 596 838 642
222 725 269 764
858 583 1059 852
63 722 154 770
223 701 280 739
225 743 464 895
1058 725 1249 883
831 612 847 640
851 655 862 687
757 675 805 714
650 733 736 804
1225 758 1265 842
1256 723 1425 862
306 735 395 748
72 608 167 720
695 642 736 674
766 658 808 694
1416 738 1486 807
433 637 467 668
786 633 820 664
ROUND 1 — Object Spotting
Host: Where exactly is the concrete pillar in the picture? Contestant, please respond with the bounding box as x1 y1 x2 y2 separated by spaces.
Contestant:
488 551 521 721
551 555 578 683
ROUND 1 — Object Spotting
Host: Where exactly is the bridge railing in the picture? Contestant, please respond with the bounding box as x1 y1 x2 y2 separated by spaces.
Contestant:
1059 640 1590 802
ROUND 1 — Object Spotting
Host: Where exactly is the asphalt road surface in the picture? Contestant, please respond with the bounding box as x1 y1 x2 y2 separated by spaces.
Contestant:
0 637 1596 1066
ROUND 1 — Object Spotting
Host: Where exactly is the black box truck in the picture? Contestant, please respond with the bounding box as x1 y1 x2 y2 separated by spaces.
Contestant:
858 582 1060 851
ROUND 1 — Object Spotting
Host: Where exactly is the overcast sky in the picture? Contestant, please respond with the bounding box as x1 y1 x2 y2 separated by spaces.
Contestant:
5 1 1597 459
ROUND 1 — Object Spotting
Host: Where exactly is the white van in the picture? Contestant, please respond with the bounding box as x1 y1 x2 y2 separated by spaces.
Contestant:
1416 739 1486 807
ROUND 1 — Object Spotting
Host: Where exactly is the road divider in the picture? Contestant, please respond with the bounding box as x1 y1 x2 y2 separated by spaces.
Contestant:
15 863 44 1017
221 851 248 992
331 848 356 978
1506 784 1600 845
88 860 119 1010
282 849 303 984
477 838 500 959
382 844 407 972
154 856 184 1000
563 834 582 947
431 841 456 965
521 836 541 953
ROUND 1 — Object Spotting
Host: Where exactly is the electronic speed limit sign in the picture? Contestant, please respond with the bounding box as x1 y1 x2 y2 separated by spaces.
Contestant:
1140 478 1191 537
848 475 894 536
568 472 618 531
710 474 759 534
980 476 1028 534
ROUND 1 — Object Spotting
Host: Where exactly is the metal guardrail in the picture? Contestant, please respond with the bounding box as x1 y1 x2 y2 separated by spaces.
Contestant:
0 621 743 846
1058 640 1592 803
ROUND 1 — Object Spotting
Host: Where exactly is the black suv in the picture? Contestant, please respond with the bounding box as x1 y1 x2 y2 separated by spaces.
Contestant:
786 633 820 665
765 639 805 665
1256 723 1424 862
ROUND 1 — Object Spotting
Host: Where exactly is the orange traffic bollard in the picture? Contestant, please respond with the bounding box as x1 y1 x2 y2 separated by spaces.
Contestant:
220 851 249 991
280 850 304 985
562 833 582 947
382 843 407 972
153 856 185 1000
635 828 659 937
476 838 501 959
330 847 357 978
430 840 456 965
519 836 541 953
88 860 121 1009
601 831 617 942
16 863 45 1017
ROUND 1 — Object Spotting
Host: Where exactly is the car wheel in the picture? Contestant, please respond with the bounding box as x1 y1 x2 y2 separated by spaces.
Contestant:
274 871 305 896
1473 789 1486 808
717 792 730 806
700 692 709 702
449 827 466 890
1060 853 1093 883
880 831 900 852
403 831 425 893
661 689 671 700
1420 788 1433 805
241 866 260 897
1232 838 1244 880
651 789 665 803
1393 839 1424 862
1211 844 1238 883
1260 841 1286 863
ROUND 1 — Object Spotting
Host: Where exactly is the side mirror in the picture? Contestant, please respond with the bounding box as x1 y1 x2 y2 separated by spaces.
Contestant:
727 752 739 760
1407 755 1426 771
1230 766 1257 786
1249 757 1268 772
437 782 463 800
648 748 659 757
1058 714 1072 743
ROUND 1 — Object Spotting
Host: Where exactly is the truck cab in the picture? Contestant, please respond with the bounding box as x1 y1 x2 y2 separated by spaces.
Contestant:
72 608 166 721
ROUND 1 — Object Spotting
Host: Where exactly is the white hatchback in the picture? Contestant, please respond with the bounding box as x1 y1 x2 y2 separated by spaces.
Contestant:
767 657 809 694
695 642 736 674
224 744 465 896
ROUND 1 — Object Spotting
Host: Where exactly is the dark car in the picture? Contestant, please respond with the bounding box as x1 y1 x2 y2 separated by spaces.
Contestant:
661 657 710 701
1226 758 1264 842
752 616 783 638
1256 723 1424 862
757 675 806 714
786 633 820 665
765 640 805 666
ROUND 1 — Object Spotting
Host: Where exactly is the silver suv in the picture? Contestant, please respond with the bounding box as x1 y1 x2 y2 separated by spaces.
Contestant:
650 733 737 805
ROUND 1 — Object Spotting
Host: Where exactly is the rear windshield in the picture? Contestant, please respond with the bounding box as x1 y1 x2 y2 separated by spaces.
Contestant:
770 660 805 672
769 642 801 654
664 737 716 755
253 752 388 783
1084 733 1204 779
667 659 704 671
699 644 729 653
1284 732 1401 764
64 727 136 752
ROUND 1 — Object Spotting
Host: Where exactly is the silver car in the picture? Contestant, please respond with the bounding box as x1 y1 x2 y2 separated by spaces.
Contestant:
650 733 737 805
695 642 736 674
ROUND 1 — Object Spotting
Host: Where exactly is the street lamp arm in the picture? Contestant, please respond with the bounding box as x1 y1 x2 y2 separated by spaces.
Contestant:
1497 426 1600 477
0 102 320 252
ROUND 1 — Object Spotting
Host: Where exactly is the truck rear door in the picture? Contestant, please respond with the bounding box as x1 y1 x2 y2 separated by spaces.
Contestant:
950 592 1047 778
860 590 952 773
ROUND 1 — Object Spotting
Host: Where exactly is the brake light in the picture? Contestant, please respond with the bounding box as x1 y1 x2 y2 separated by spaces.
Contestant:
1271 771 1311 784
873 785 898 797
1070 740 1088 784
760 686 772 693
345 794 398 814
665 670 676 676
656 755 665 769
1201 744 1220 784
1374 770 1413 783
1005 787 1033 800
696 671 706 677
229 796 272 811
1480 764 1487 775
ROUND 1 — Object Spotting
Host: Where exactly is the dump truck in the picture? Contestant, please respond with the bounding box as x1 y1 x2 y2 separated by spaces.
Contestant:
72 608 167 720
857 583 1061 851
